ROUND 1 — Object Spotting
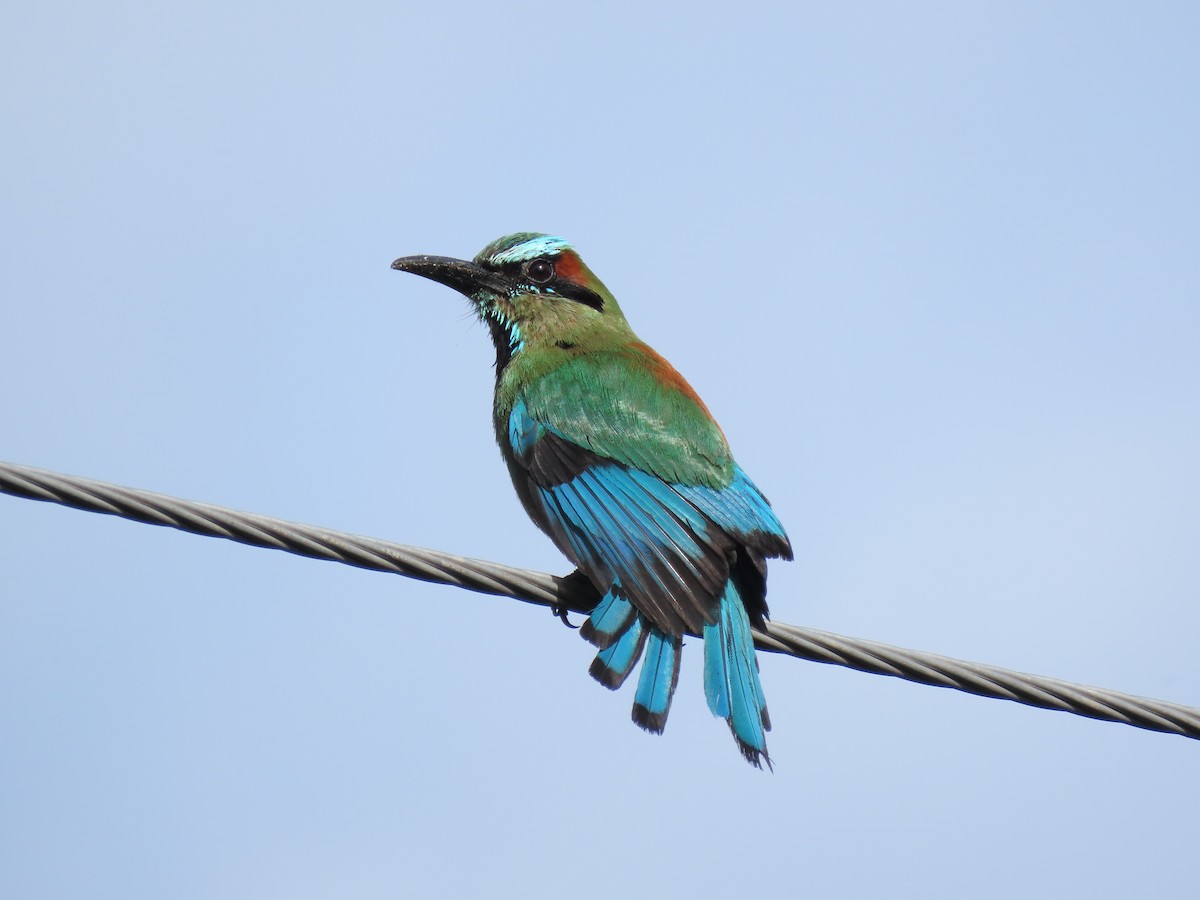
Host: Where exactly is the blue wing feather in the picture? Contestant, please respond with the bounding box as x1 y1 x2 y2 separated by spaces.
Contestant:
677 465 790 548
507 395 786 764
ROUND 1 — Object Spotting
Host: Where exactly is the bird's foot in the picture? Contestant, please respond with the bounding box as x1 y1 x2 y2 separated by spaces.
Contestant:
551 604 579 629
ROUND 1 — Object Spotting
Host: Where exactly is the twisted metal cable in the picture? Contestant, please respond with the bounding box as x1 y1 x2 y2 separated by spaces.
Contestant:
3 459 1198 741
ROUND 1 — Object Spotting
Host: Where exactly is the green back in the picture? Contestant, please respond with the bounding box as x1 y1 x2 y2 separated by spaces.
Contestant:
508 346 734 489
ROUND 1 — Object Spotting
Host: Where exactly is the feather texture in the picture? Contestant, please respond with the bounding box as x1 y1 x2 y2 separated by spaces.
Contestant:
632 629 681 734
704 580 773 768
507 383 789 765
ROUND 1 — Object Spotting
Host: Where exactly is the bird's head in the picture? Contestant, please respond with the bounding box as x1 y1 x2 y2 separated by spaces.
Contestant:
392 233 630 368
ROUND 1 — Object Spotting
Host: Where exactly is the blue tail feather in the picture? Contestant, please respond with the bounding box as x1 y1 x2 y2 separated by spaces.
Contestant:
631 628 681 734
703 620 729 719
589 614 647 688
703 579 771 768
579 585 636 649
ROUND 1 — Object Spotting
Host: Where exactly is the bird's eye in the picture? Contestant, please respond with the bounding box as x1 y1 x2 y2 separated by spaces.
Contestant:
526 258 555 285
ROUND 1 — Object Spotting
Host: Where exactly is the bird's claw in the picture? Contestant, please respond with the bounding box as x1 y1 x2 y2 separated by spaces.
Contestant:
552 604 579 629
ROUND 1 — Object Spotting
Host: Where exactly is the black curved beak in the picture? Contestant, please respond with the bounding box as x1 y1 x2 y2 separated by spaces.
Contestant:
390 254 510 296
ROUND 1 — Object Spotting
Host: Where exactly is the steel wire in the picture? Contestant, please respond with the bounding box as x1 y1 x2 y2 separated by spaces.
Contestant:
3 459 1197 741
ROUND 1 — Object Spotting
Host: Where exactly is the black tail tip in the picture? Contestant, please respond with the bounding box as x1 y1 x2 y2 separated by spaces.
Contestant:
737 738 773 771
589 657 632 690
632 703 668 735
579 620 616 650
578 619 599 645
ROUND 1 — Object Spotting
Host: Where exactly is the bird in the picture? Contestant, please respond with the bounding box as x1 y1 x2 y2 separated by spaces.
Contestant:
391 233 792 767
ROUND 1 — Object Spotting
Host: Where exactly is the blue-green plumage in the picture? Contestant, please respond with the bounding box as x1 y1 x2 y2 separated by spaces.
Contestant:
392 233 792 767
590 599 646 687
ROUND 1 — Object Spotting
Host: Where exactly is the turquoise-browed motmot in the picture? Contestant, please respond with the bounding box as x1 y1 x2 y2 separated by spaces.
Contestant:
392 233 792 767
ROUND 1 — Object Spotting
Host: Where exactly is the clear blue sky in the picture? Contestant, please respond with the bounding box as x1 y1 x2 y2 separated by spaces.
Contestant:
3 3 1198 897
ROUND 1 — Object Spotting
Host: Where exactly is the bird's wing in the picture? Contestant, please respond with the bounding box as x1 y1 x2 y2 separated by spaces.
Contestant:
507 349 791 637
519 343 732 487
